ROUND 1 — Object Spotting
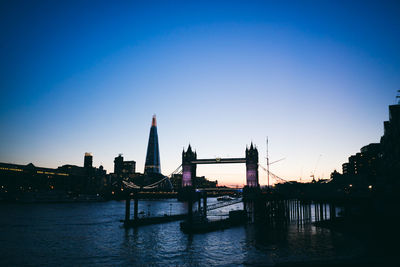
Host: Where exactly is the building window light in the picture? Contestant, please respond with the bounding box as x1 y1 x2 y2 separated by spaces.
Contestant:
0 167 23 172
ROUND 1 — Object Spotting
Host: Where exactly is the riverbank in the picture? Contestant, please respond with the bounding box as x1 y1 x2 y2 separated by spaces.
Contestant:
314 215 399 266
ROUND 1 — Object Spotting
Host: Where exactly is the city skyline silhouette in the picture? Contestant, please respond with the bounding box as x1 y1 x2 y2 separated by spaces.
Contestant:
1 2 400 267
1 1 399 186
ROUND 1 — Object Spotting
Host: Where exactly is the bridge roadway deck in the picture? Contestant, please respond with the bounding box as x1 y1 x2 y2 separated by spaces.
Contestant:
202 198 243 212
191 158 246 164
197 187 242 192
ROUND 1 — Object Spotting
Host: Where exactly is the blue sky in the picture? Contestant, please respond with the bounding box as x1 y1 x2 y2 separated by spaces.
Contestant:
1 0 399 186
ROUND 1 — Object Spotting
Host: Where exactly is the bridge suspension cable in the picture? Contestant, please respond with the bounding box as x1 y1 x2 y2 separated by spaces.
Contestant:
258 164 292 184
122 164 182 190
142 176 170 189
123 180 141 189
199 198 243 213
168 164 182 177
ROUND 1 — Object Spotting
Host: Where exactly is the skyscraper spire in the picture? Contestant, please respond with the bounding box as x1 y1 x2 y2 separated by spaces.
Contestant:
144 115 161 174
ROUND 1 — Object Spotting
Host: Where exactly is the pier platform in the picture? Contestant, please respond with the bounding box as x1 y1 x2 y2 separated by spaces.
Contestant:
180 210 247 234
123 214 187 228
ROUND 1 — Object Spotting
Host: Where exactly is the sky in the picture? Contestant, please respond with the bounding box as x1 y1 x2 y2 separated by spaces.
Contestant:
1 0 399 186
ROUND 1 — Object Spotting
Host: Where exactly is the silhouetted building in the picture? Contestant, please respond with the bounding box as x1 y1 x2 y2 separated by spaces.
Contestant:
380 102 400 184
144 115 161 174
360 143 380 177
122 161 136 176
111 116 169 194
114 154 124 175
340 143 381 185
342 163 351 175
338 95 400 189
84 152 93 169
58 164 85 176
110 154 136 195
0 153 107 201
0 162 70 194
171 173 217 190
113 154 136 177
346 154 360 176
195 175 218 188
330 170 341 180
170 174 183 189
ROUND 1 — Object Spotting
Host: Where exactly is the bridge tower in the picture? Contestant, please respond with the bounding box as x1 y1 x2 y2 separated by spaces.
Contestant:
244 143 265 222
182 144 197 187
246 143 259 187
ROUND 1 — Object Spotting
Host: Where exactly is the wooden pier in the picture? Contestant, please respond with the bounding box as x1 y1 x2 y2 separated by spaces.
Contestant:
180 209 247 233
123 214 187 228
123 192 187 228
122 188 345 231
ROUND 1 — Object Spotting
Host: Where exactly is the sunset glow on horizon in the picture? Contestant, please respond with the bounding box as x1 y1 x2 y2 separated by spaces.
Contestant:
1 0 400 186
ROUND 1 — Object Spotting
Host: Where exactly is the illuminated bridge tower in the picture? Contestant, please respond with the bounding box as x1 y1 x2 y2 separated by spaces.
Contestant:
246 143 259 187
244 143 263 223
182 144 197 187
144 115 161 174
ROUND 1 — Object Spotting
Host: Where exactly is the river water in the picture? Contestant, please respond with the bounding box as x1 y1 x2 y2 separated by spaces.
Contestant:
0 198 365 266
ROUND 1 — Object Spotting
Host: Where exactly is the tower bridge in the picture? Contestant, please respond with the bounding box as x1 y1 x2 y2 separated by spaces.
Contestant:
178 143 264 224
122 132 365 232
122 116 300 231
181 143 259 188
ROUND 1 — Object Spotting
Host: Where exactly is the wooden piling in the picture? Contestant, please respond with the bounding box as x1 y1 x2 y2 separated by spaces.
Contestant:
320 203 323 221
188 197 193 223
134 197 138 220
125 197 131 222
332 203 336 220
198 197 201 211
203 193 207 217
314 202 317 221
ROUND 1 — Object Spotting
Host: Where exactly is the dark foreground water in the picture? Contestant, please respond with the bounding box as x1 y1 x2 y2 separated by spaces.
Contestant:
0 199 365 266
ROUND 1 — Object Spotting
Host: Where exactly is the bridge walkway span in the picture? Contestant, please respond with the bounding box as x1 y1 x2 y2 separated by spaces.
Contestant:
200 198 243 212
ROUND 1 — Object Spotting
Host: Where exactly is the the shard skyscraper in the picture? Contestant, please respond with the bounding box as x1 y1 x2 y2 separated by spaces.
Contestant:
144 115 161 174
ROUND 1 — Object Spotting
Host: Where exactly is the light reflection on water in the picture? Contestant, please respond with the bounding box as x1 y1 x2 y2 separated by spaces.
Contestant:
0 198 363 266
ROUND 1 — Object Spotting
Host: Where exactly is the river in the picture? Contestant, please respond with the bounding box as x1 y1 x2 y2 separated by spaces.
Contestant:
0 198 365 266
